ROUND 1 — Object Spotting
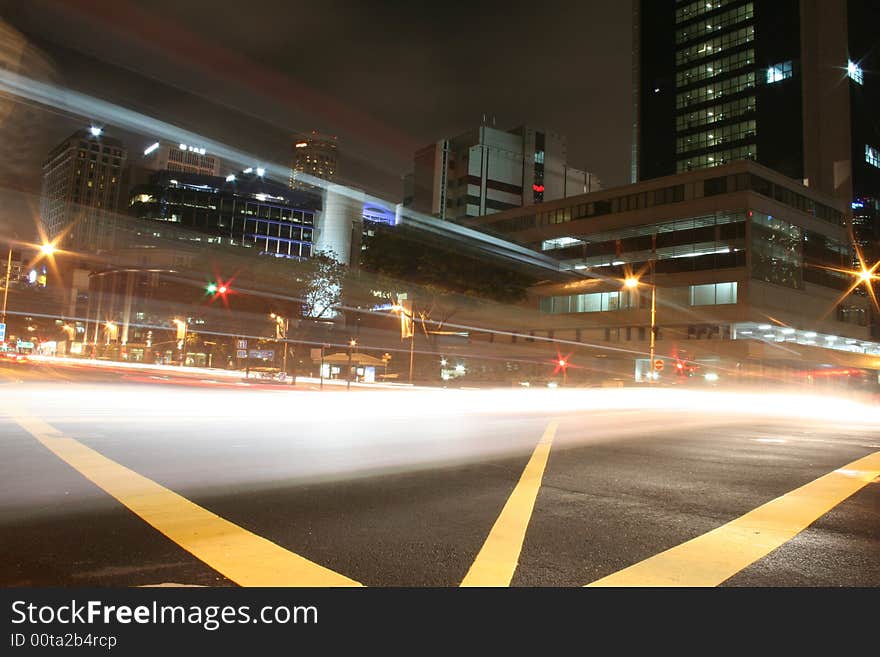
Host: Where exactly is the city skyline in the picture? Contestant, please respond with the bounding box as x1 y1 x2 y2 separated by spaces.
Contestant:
0 0 633 213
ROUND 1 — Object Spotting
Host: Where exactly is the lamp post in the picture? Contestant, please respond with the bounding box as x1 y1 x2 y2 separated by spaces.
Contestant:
2 240 55 326
270 313 290 375
347 338 357 390
625 273 657 382
1 246 12 326
172 318 187 365
391 302 416 385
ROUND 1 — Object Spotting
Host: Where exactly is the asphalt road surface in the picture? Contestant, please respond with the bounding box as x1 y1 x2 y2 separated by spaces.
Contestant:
1 360 878 587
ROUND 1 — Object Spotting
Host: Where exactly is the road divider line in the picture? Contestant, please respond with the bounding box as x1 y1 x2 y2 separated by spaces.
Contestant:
586 450 880 587
461 420 558 587
11 414 362 588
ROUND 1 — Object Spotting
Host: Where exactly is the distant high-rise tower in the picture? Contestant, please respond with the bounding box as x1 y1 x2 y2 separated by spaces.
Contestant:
289 131 338 189
633 0 879 212
40 128 127 251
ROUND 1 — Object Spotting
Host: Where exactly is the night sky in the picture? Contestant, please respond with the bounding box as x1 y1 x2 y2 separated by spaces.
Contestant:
2 0 633 208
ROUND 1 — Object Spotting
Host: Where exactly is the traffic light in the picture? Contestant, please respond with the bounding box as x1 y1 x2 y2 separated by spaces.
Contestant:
206 281 230 298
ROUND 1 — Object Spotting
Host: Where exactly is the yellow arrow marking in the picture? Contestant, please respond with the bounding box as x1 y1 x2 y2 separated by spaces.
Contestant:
587 450 880 587
461 420 558 587
12 414 361 587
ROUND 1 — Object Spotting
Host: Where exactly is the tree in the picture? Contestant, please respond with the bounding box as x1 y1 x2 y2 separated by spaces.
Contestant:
299 250 347 319
360 223 538 304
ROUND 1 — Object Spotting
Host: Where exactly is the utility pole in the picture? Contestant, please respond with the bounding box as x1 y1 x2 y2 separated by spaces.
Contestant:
408 295 415 385
1 246 12 325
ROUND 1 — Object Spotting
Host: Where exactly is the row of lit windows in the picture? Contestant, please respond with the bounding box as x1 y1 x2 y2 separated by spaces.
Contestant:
676 26 755 66
676 72 755 109
168 150 216 167
674 0 738 25
535 185 687 227
487 172 845 234
675 49 754 89
676 96 756 131
675 3 753 45
539 282 738 315
250 236 312 259
676 120 756 155
676 144 756 172
867 145 880 169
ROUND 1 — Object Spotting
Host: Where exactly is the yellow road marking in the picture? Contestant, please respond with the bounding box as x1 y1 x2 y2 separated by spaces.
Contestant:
587 450 880 587
461 420 558 587
12 414 361 587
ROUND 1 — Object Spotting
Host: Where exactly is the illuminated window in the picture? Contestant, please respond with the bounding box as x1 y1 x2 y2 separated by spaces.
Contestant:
867 145 880 169
848 60 863 85
690 282 737 305
766 61 792 84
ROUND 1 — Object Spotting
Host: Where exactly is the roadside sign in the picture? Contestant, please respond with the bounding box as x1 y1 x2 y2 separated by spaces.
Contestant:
236 350 248 359
653 359 664 371
0 323 5 341
236 339 248 349
248 349 274 360
310 348 323 360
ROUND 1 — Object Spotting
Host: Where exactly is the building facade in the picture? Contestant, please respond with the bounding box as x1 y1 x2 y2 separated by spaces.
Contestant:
407 124 601 222
40 129 127 251
467 161 878 384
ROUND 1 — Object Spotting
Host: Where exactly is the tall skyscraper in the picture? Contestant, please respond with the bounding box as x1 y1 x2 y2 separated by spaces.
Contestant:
40 128 127 251
633 0 879 216
406 123 601 222
289 131 338 189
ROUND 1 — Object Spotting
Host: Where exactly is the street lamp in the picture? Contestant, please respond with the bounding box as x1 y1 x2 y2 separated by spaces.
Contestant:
391 302 416 385
270 312 290 375
347 338 357 390
625 275 658 382
2 239 57 326
172 318 187 365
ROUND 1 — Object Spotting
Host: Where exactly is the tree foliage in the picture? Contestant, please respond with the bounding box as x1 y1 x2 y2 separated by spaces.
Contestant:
360 223 537 303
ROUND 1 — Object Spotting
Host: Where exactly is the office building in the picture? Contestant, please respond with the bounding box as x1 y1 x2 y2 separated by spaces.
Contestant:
140 139 221 177
39 128 128 251
128 169 319 260
407 123 601 222
467 161 879 383
633 0 880 213
289 131 338 189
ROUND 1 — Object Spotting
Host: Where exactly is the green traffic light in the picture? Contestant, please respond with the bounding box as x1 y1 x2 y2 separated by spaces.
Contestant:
206 283 218 294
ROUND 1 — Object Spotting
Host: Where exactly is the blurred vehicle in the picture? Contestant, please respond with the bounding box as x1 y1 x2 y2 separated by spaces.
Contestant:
244 367 290 384
0 352 30 364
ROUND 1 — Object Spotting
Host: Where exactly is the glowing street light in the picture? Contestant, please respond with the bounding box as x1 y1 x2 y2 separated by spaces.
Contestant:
269 312 290 374
39 242 56 257
347 338 357 390
391 301 416 384
172 318 187 365
624 274 658 382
